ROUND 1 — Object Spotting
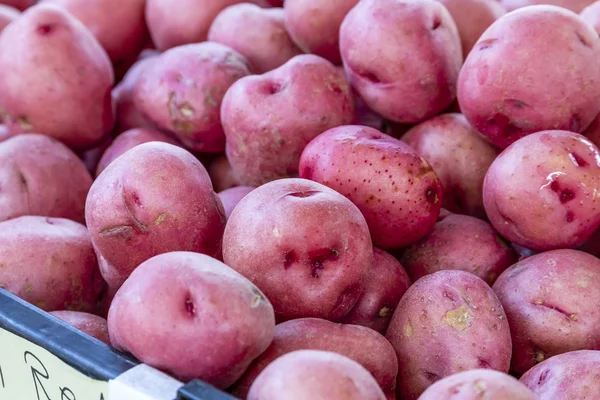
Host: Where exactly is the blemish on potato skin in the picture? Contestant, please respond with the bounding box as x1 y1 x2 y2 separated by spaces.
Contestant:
404 321 413 337
443 305 472 331
99 225 134 238
378 307 390 318
185 298 195 316
154 214 167 225
535 349 547 363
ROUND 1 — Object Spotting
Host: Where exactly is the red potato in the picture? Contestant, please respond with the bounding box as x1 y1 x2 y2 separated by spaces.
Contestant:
583 109 600 148
402 113 500 219
0 4 18 31
208 155 240 192
85 142 226 290
580 228 600 257
0 4 114 150
520 350 600 399
0 216 104 312
353 93 386 131
400 214 517 285
283 0 359 65
232 318 398 399
96 128 181 177
419 369 538 400
581 1 600 33
501 0 595 12
492 250 600 376
386 270 512 400
222 54 355 186
134 42 251 153
208 4 302 74
248 350 387 400
0 0 34 10
218 186 255 219
458 6 600 149
108 252 275 388
0 134 92 224
78 134 113 176
483 131 600 251
340 0 462 124
299 125 444 249
222 178 373 322
50 311 110 345
0 125 10 142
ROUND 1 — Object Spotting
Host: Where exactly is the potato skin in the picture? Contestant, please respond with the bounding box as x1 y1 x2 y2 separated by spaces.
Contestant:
108 252 275 388
0 4 18 31
400 214 517 285
502 0 594 13
222 178 372 322
492 250 600 376
458 6 600 149
208 154 240 192
483 131 600 251
581 1 600 34
0 4 114 150
343 248 411 334
340 0 462 124
386 270 512 400
208 4 302 73
0 0 34 10
85 142 226 289
299 125 443 249
50 311 110 345
419 369 537 400
520 350 600 399
402 113 499 219
232 318 398 399
78 134 113 176
0 216 104 312
218 186 255 219
583 107 600 148
134 42 251 153
0 134 92 223
222 54 354 186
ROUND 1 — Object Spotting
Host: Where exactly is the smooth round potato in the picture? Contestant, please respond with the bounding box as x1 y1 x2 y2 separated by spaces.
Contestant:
0 216 104 312
222 54 355 186
96 128 181 177
458 6 600 149
86 142 226 289
437 0 506 56
222 178 373 322
248 350 386 400
0 4 114 150
232 318 398 399
340 0 462 124
502 0 594 13
218 186 255 219
420 369 537 400
134 42 251 153
0 134 92 224
108 252 275 388
0 4 18 31
492 250 600 376
386 270 512 400
483 130 600 251
50 311 110 345
581 1 600 33
401 214 517 285
402 113 500 219
284 0 359 65
208 155 240 192
520 350 600 399
299 125 444 249
0 0 34 10
208 4 302 73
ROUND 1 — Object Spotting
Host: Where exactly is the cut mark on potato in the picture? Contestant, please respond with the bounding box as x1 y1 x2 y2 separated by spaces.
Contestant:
503 99 530 110
537 369 550 385
478 38 498 51
431 16 442 30
421 370 441 382
535 349 547 364
154 214 168 225
379 307 391 318
184 298 195 316
122 190 148 233
404 321 413 337
576 31 592 48
250 288 265 308
443 305 472 331
531 299 576 321
288 190 320 198
358 70 382 84
569 152 589 167
478 358 491 369
99 225 134 238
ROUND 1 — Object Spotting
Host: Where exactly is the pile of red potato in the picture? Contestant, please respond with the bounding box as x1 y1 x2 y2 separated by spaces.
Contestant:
2 0 600 399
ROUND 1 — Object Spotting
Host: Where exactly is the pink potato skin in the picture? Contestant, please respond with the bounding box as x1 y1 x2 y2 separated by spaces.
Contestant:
50 311 110 345
492 250 600 376
580 228 600 257
420 369 538 400
342 248 411 334
96 128 181 177
437 0 506 56
85 142 226 290
108 252 275 388
208 4 302 74
0 134 92 224
402 113 500 219
283 0 359 65
222 54 355 186
458 6 600 149
502 0 594 13
0 4 114 150
340 0 462 124
134 42 251 153
208 155 240 192
222 178 373 322
299 125 444 249
386 270 512 400
0 4 18 31
218 186 255 219
400 214 517 285
520 350 600 399
483 130 600 251
583 108 600 148
233 319 397 399
0 216 104 312
0 0 33 10
581 1 600 34
248 350 387 400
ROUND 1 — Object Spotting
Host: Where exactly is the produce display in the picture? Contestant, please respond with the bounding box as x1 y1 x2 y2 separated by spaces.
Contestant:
2 0 600 399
